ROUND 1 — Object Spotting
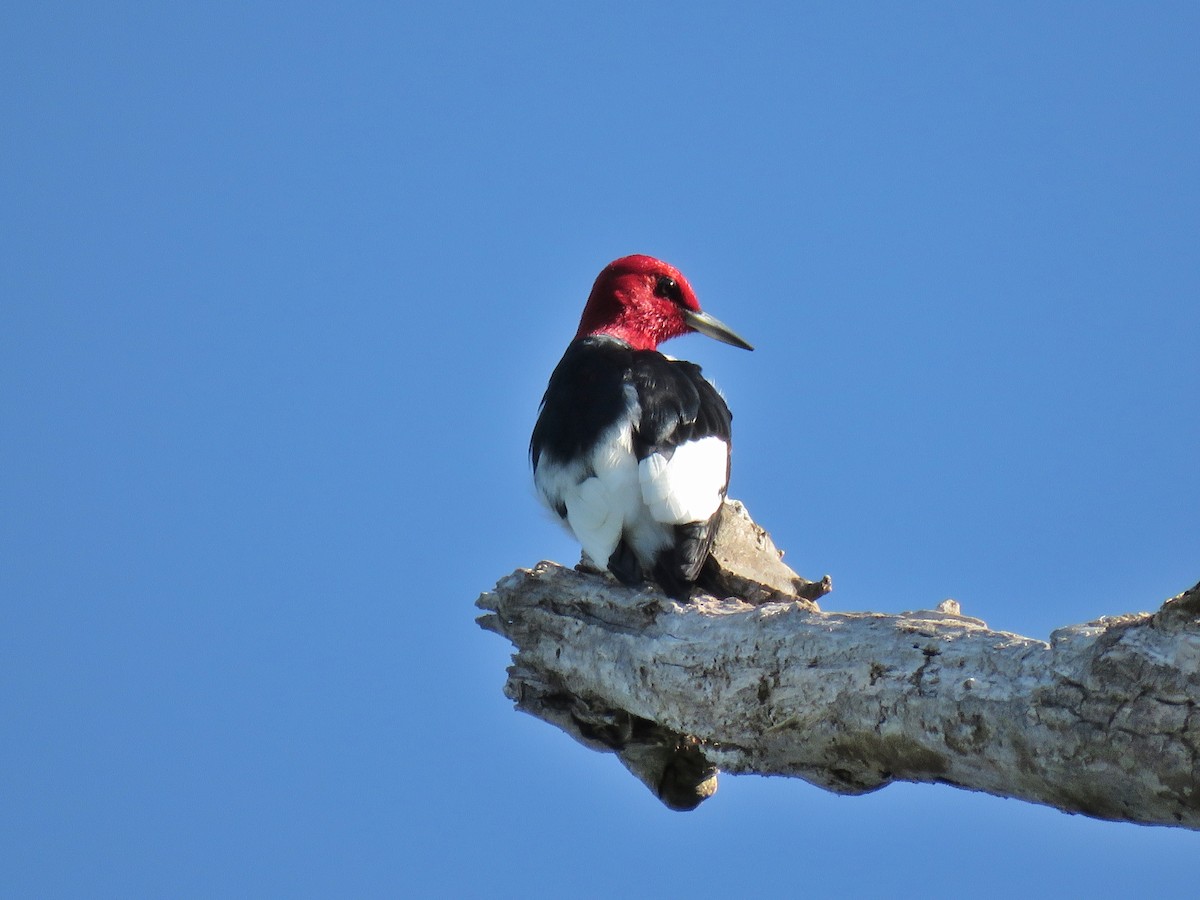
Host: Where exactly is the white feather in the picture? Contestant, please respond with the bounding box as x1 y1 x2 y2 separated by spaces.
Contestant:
638 436 728 524
534 419 642 569
535 387 729 576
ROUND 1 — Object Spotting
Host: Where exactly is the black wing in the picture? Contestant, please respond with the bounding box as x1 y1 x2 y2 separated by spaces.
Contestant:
531 336 635 473
630 351 733 595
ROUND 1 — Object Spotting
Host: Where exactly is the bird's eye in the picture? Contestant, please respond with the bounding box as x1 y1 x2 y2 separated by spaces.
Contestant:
654 275 682 302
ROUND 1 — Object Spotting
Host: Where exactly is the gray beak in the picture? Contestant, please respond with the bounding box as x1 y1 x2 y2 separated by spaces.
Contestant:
683 309 754 351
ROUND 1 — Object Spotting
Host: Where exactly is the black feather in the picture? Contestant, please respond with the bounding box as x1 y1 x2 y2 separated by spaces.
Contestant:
531 334 733 598
531 336 634 469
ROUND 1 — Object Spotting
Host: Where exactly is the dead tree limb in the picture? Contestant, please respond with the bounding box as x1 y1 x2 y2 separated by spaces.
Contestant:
478 502 1200 827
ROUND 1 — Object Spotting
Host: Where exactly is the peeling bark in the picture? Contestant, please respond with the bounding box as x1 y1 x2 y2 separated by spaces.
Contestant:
478 502 1200 826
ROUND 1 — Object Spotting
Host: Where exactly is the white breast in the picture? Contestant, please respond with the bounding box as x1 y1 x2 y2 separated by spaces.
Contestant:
534 419 642 570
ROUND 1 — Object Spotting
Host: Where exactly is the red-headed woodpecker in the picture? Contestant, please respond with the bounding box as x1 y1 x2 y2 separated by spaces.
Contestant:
531 255 753 599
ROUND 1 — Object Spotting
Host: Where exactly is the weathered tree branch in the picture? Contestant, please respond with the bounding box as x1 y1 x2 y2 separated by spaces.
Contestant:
478 502 1200 827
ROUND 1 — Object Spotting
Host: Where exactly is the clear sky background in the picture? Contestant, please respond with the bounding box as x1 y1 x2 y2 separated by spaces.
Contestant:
4 3 1198 896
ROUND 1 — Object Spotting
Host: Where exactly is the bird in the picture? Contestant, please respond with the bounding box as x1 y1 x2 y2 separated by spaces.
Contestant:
531 254 753 599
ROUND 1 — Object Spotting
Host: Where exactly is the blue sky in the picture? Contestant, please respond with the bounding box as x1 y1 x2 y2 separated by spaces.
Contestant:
3 2 1198 896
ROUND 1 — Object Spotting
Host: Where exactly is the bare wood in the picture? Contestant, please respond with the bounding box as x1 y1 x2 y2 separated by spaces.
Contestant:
478 503 1200 825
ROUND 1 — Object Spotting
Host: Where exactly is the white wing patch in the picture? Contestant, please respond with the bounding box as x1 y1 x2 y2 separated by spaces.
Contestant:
638 435 728 525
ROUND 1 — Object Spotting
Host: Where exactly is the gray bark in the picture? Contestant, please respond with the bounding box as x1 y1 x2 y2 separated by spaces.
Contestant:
477 502 1200 827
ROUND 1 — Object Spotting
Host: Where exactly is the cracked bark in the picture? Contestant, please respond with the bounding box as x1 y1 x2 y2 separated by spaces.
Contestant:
477 501 1200 827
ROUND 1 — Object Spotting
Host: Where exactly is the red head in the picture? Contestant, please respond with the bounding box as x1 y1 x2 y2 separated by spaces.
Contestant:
575 255 753 352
